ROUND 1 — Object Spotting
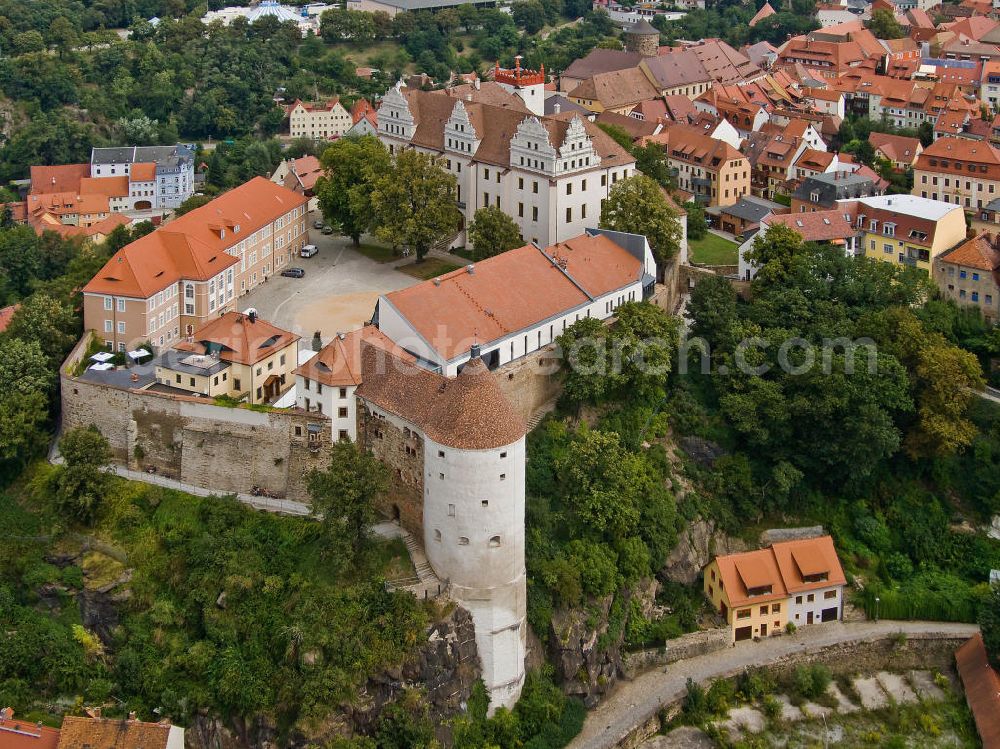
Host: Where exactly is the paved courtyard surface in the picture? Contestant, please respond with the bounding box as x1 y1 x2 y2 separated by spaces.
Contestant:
239 215 416 345
568 620 979 749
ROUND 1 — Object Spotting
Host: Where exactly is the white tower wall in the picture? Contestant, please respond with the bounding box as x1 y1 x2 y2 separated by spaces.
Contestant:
423 434 527 711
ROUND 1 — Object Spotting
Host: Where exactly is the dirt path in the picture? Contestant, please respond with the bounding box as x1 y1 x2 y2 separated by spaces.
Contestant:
568 620 979 749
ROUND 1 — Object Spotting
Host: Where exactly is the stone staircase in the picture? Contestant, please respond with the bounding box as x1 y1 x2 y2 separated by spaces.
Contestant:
378 521 448 599
526 398 558 432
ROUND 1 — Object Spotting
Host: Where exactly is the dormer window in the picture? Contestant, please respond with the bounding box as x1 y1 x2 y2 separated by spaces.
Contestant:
220 229 225 239
234 224 240 233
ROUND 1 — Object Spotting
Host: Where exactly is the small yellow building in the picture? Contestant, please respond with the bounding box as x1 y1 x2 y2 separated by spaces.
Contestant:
153 311 299 404
704 535 847 643
855 194 967 275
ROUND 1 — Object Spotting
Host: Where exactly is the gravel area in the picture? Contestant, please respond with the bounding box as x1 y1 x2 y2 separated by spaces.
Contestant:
826 682 859 713
908 670 946 702
774 694 804 722
852 676 889 710
876 671 918 704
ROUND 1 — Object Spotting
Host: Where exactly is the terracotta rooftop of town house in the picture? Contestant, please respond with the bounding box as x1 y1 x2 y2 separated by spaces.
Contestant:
905 7 935 27
955 634 1000 749
379 233 645 363
350 98 376 123
632 97 668 122
561 49 643 82
56 717 175 749
916 136 1000 180
130 162 157 182
355 344 526 451
568 68 660 109
0 709 60 749
594 109 660 140
713 547 788 607
681 38 762 85
805 87 844 102
32 212 133 241
30 164 90 195
663 94 697 122
295 325 413 387
283 155 323 193
83 177 305 299
938 232 1000 271
641 123 746 166
172 311 300 367
942 14 1000 40
288 98 342 113
743 40 779 69
869 132 922 163
749 1 776 27
883 37 918 54
79 176 130 198
27 191 110 217
766 208 857 242
794 148 835 171
399 88 634 171
640 50 713 91
771 536 847 594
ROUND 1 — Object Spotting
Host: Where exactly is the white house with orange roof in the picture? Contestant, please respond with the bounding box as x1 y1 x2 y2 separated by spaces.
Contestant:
704 535 847 642
372 229 656 376
295 326 413 441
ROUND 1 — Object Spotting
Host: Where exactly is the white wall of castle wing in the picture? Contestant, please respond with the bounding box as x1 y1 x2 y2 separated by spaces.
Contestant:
439 281 646 377
295 375 357 441
375 299 447 369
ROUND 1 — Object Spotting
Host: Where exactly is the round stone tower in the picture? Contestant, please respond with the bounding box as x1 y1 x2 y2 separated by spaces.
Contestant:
625 19 660 58
421 350 528 712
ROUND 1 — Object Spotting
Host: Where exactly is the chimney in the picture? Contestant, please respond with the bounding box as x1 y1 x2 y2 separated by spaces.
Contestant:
465 93 473 102
474 78 480 90
1 707 13 722
466 263 475 274
471 343 481 359
554 101 561 114
311 331 322 352
338 332 345 340
128 712 137 722
248 309 257 323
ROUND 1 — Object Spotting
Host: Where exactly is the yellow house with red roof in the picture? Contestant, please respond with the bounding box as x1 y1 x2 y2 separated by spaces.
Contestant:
704 535 846 643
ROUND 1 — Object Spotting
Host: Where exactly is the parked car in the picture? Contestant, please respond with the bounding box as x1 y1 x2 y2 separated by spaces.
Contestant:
281 267 305 278
300 244 318 258
312 219 324 229
321 225 334 234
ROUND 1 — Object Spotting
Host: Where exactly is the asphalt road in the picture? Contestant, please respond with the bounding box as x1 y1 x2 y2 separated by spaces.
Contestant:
568 620 980 749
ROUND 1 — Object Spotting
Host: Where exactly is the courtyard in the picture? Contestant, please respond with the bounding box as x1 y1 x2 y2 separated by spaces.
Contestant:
239 212 419 346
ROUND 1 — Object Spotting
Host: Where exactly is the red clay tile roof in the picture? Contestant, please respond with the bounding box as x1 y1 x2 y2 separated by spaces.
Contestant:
916 136 1000 181
771 536 847 594
766 209 856 242
749 1 776 27
30 164 89 195
0 710 60 749
79 176 129 198
569 68 660 109
355 344 526 450
130 162 156 182
870 132 922 163
27 191 110 218
955 633 1000 749
283 155 323 193
562 49 642 82
714 548 788 607
83 177 304 299
939 232 1000 271
381 234 644 362
172 311 299 366
56 717 174 749
295 326 413 387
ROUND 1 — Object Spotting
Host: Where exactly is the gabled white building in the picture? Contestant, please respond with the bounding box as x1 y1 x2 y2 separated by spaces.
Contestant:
287 99 353 139
373 229 656 376
377 67 637 248
90 145 196 210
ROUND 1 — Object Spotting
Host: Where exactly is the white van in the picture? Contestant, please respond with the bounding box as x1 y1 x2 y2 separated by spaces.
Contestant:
300 244 318 258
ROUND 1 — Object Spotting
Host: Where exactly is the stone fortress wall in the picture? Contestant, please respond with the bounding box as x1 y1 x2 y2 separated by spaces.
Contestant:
60 334 333 500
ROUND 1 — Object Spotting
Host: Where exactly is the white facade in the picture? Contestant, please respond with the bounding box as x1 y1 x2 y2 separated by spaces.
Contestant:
737 218 861 280
377 87 637 247
423 432 527 708
361 401 528 710
90 145 195 210
787 585 843 626
296 377 358 441
288 100 353 139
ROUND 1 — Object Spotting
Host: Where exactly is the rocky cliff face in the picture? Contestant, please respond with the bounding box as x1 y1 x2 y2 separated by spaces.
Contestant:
661 517 747 585
546 580 658 708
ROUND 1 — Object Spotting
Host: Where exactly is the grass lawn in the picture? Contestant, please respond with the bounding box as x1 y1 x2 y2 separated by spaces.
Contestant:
350 242 399 263
689 232 739 266
398 258 462 280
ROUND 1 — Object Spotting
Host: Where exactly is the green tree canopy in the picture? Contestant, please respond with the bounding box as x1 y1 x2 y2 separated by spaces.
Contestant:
467 206 523 260
316 135 391 246
600 174 682 273
53 425 113 523
370 148 462 260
